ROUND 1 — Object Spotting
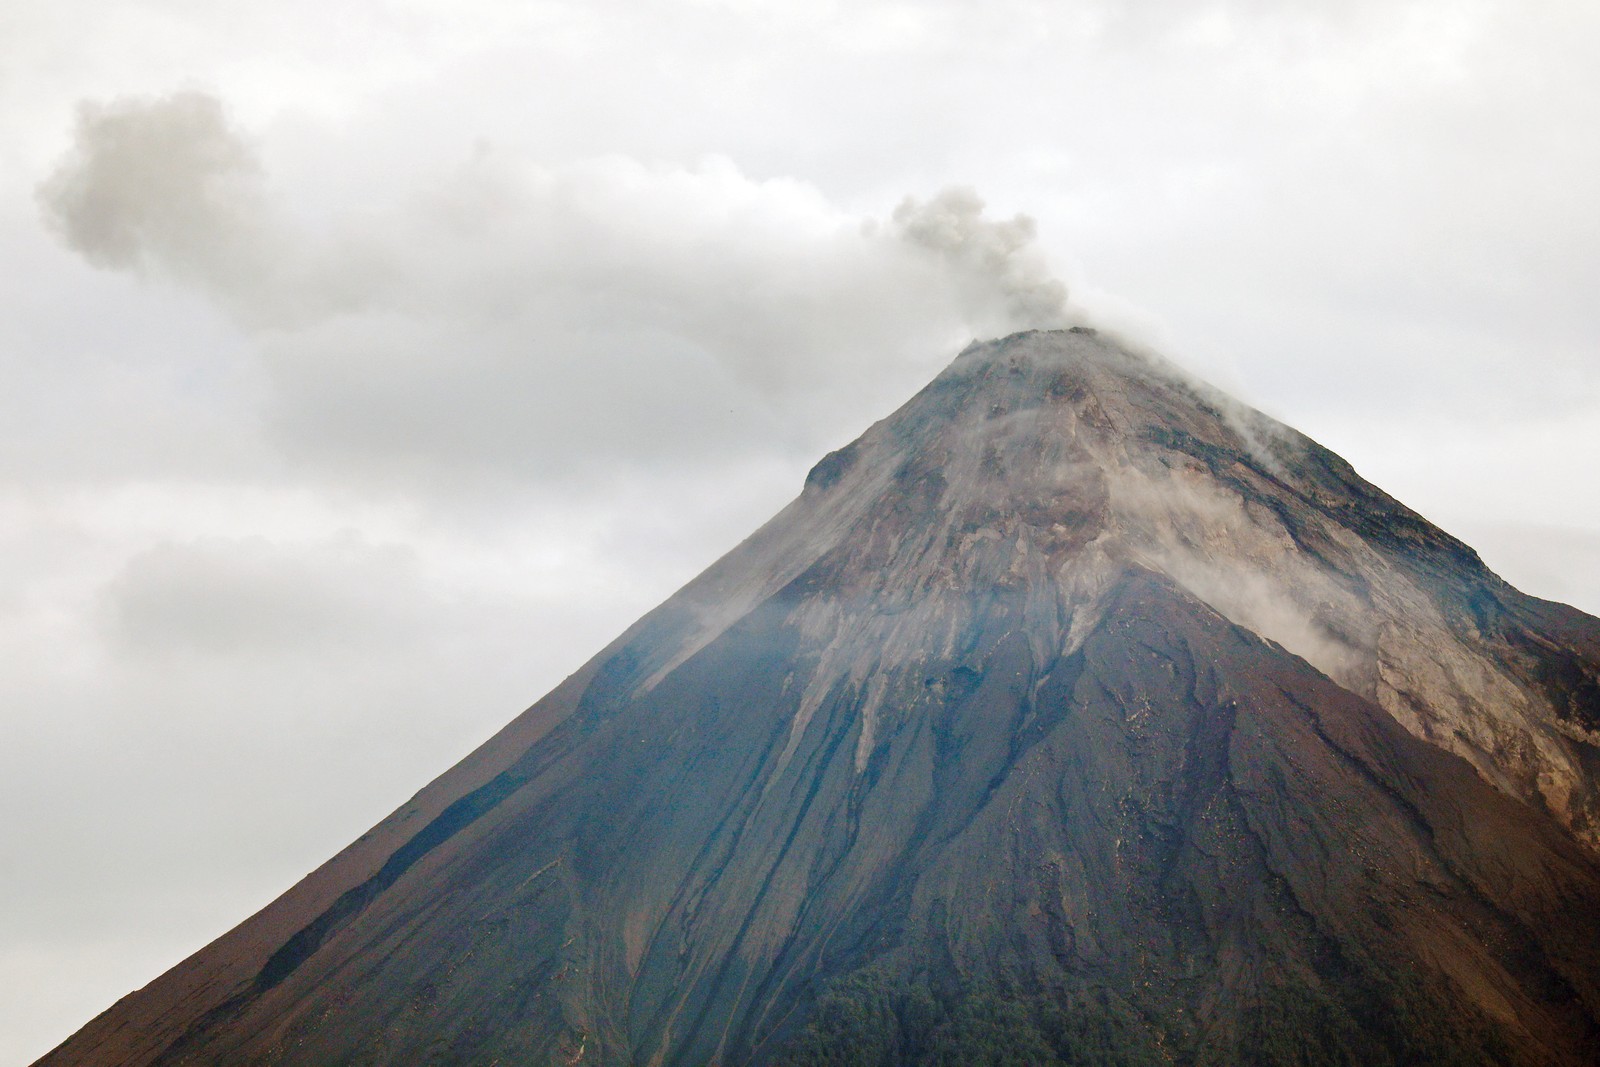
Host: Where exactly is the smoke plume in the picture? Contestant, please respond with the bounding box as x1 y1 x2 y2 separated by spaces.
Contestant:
37 92 275 298
890 186 1070 331
36 91 1081 482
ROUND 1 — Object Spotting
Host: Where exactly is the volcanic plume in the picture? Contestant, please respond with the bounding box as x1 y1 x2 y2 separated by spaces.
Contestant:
40 329 1600 1066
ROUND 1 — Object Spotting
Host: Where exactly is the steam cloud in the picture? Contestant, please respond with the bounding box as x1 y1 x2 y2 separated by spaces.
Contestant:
1112 471 1367 686
36 90 1079 482
38 92 275 300
891 186 1070 331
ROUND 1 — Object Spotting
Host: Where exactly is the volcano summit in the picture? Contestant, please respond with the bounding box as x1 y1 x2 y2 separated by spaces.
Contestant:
41 329 1600 1066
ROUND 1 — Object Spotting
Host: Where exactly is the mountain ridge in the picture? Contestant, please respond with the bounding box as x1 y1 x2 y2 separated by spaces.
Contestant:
38 328 1600 1066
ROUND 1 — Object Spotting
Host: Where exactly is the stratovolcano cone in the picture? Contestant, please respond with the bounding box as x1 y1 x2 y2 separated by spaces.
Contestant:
41 329 1600 1066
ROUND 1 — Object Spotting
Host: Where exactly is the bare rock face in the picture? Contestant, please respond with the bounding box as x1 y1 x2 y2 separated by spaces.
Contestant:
634 328 1600 851
40 330 1600 1066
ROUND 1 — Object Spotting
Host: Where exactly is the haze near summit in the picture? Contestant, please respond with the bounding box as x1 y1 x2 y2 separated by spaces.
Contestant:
3 2 1598 1064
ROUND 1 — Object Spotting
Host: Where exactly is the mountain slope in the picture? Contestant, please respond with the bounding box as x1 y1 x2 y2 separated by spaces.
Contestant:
40 329 1600 1066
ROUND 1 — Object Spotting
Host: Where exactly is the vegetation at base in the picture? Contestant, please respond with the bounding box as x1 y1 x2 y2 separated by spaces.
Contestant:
1207 957 1524 1067
771 965 1527 1067
771 971 1163 1067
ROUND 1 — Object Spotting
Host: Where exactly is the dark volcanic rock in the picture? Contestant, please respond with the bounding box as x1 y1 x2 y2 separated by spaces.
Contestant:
40 330 1600 1066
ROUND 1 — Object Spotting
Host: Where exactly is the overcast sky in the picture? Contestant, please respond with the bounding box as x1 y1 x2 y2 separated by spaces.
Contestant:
4 2 1599 1061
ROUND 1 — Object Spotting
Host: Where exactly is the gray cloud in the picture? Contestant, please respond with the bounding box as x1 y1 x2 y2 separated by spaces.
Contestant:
37 97 1079 489
100 534 424 657
36 92 275 301
890 186 1070 332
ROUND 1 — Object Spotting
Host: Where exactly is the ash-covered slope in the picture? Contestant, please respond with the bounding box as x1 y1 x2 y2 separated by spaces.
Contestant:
41 330 1600 1066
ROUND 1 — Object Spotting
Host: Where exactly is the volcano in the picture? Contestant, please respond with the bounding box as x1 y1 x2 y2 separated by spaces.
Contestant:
40 329 1600 1066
